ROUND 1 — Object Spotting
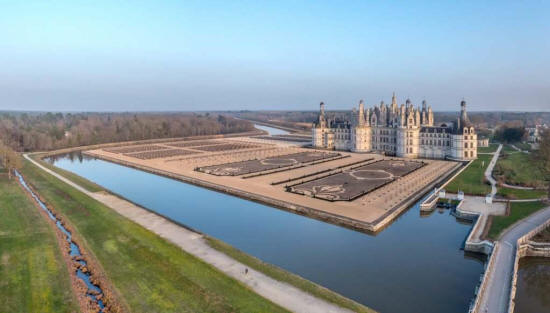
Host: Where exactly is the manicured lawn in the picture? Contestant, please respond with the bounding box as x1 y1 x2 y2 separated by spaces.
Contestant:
477 144 498 153
205 237 376 313
501 145 518 153
446 154 492 195
30 153 104 192
514 142 532 151
488 201 547 240
0 169 79 313
20 161 289 313
494 151 548 188
497 187 547 200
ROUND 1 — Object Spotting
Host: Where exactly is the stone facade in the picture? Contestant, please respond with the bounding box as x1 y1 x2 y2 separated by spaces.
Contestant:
312 94 477 161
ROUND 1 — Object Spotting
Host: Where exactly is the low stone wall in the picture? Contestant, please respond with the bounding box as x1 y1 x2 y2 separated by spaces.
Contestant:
469 243 500 313
508 218 550 313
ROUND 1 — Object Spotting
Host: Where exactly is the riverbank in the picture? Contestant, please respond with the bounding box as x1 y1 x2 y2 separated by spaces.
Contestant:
24 153 375 313
0 169 79 313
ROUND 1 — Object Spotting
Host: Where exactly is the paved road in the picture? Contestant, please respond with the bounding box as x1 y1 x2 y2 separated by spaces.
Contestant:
24 154 357 313
477 205 550 313
484 144 502 197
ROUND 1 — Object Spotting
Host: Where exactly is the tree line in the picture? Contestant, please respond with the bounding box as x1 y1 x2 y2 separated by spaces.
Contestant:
534 129 550 198
0 112 254 152
0 141 22 179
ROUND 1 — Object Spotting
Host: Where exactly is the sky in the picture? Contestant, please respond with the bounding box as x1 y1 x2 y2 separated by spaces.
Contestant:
0 0 549 112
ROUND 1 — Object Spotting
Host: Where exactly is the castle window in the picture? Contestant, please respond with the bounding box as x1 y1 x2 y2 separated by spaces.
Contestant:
464 152 467 158
464 143 468 148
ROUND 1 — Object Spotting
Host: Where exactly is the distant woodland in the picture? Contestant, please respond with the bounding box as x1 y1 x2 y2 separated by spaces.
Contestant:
0 112 254 152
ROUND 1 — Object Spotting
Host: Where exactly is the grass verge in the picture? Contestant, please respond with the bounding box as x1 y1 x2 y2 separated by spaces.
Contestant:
20 160 290 313
477 144 498 153
497 187 547 200
494 151 547 188
205 236 376 313
487 201 547 240
446 154 492 195
0 169 79 313
29 153 105 193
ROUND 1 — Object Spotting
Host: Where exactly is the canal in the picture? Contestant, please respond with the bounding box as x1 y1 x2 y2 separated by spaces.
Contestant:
254 123 291 135
45 150 485 313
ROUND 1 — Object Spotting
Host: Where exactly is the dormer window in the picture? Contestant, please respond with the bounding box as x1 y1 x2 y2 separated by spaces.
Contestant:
464 128 469 134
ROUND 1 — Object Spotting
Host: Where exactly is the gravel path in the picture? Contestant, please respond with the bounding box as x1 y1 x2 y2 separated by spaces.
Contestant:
485 144 502 197
24 154 357 313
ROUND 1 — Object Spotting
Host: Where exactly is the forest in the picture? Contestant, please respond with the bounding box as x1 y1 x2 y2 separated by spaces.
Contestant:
0 112 254 152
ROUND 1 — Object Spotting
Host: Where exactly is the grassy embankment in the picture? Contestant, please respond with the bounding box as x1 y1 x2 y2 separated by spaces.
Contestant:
477 144 499 154
25 155 376 313
0 168 79 313
445 154 492 195
487 201 547 240
494 150 548 199
206 237 376 313
20 160 289 313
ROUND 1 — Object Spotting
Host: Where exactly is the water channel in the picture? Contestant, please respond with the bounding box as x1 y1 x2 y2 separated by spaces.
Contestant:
15 170 106 312
253 123 291 135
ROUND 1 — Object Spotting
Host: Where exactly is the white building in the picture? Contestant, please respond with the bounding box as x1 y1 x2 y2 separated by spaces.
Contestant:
312 94 477 161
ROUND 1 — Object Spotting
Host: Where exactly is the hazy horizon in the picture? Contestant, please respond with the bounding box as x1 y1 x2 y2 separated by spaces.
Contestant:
1 1 549 112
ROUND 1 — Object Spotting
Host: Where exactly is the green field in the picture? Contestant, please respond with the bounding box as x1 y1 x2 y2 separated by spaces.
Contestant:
501 145 518 154
477 144 498 153
445 154 492 195
497 187 547 200
20 160 290 313
514 142 532 151
494 151 548 188
206 237 376 313
0 169 79 313
488 201 547 240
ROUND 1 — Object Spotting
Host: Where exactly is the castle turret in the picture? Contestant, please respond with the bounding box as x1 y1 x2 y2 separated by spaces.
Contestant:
427 105 434 126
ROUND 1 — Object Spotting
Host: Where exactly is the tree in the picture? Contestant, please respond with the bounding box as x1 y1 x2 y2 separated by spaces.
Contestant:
535 128 550 198
0 141 22 179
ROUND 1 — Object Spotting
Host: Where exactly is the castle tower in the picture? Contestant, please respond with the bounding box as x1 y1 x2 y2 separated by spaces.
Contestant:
421 100 427 125
358 100 365 126
427 105 434 126
313 101 328 148
318 102 327 128
352 99 371 152
391 92 398 112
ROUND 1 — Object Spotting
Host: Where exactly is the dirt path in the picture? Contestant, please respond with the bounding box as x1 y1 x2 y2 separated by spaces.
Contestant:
24 154 356 313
